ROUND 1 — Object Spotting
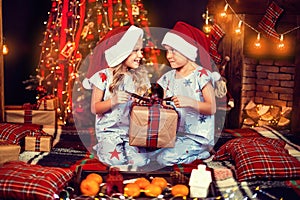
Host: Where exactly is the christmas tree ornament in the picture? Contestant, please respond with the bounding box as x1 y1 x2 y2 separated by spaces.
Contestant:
258 1 283 40
60 41 75 58
132 4 139 16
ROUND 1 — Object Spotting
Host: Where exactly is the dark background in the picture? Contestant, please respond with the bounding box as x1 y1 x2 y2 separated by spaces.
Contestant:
2 0 208 105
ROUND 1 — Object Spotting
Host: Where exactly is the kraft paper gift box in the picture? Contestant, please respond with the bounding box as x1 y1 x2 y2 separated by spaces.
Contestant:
25 135 52 152
5 106 57 136
38 97 58 110
129 105 178 148
0 141 21 165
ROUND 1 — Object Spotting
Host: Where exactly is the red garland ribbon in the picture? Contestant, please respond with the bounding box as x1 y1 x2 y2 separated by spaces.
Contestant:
57 0 69 106
108 0 113 27
125 0 134 25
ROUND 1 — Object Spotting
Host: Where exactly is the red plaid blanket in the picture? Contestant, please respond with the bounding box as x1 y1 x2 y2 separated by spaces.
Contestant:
0 161 74 200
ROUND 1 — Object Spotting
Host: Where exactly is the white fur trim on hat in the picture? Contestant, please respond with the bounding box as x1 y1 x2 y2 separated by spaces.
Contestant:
105 25 143 67
161 32 198 61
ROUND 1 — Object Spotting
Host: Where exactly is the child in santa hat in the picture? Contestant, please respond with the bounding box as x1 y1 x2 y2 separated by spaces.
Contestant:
82 25 150 167
156 21 219 166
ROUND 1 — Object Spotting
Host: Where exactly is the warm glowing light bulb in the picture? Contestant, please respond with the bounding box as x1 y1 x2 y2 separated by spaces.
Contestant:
203 24 211 34
254 33 261 49
2 44 8 55
235 21 242 34
203 9 211 34
277 34 285 50
220 4 229 17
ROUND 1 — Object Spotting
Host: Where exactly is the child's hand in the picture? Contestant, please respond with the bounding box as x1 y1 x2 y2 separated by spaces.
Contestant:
171 95 196 108
111 91 130 107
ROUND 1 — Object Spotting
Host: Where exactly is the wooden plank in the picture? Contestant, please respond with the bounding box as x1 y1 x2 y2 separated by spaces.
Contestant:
208 0 300 15
0 0 4 122
213 14 244 128
291 16 300 134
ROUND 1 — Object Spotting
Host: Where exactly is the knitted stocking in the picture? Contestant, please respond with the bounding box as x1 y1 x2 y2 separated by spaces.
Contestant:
258 1 283 40
208 23 225 64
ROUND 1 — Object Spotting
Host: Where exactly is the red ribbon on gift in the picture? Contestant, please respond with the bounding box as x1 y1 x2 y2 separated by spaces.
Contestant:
37 94 55 110
35 135 41 152
23 103 34 124
146 105 160 147
130 91 176 148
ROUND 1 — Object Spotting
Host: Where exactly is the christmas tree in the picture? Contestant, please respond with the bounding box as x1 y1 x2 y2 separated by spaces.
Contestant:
25 0 159 126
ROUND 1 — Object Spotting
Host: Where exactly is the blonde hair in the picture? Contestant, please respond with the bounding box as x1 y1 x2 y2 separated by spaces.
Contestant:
109 64 149 96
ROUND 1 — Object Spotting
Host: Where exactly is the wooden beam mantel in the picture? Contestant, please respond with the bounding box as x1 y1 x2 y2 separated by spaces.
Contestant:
0 0 4 122
207 0 300 15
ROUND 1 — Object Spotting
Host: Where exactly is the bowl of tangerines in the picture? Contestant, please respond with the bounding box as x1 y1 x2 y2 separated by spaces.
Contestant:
80 173 189 199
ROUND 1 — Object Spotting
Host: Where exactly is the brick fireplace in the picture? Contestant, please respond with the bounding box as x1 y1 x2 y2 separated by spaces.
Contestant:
240 57 295 130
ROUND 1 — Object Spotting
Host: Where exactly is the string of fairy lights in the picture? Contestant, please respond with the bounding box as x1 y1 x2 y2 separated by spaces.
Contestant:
203 0 300 50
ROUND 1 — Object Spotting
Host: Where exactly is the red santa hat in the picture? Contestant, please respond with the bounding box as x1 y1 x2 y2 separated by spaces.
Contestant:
161 21 212 71
83 25 144 89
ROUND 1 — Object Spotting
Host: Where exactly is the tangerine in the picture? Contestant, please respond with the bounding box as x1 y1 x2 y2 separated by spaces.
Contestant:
144 183 162 197
124 183 141 197
80 178 100 196
171 184 189 197
151 177 168 189
85 173 103 185
135 177 151 189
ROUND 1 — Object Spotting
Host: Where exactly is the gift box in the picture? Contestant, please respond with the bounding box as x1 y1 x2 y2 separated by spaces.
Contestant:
25 135 52 152
38 97 58 110
0 140 20 165
5 105 57 136
129 105 178 148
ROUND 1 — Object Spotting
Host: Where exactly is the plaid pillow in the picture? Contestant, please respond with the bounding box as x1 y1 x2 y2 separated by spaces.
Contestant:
0 161 74 200
223 128 261 137
0 123 44 144
213 137 300 181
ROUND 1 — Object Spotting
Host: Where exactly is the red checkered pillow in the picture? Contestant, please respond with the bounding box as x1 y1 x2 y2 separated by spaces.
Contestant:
0 161 74 200
213 137 300 181
0 123 44 144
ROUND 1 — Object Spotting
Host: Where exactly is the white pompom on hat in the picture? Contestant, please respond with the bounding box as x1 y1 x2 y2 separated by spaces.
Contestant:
161 21 212 71
82 25 144 89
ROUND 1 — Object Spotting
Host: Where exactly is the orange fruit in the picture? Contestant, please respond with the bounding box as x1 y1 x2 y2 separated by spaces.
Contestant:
151 177 168 189
144 183 162 197
135 177 151 189
124 183 141 197
85 173 103 185
80 178 100 196
171 184 189 197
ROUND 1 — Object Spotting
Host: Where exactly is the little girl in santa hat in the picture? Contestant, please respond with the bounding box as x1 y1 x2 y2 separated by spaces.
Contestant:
83 25 150 167
156 21 220 166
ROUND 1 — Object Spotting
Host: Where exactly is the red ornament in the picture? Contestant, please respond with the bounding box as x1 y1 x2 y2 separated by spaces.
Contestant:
113 20 120 28
137 2 144 9
97 14 103 25
140 18 148 27
86 33 95 41
106 167 124 196
143 47 151 53
116 10 125 18
53 35 60 42
102 1 108 7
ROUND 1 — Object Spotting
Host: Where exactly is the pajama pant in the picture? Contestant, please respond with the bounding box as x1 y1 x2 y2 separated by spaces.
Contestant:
93 131 149 167
152 135 211 166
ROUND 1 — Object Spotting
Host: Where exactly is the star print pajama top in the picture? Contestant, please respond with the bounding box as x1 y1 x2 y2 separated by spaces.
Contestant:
90 68 150 166
156 66 215 166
